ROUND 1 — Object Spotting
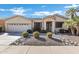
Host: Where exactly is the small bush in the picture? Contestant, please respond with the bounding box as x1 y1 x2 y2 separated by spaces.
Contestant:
27 29 33 33
21 32 29 38
47 32 53 38
33 31 40 39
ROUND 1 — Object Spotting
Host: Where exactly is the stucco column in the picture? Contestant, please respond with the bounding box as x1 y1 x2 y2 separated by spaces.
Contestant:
52 21 55 33
43 22 46 30
31 20 34 30
5 23 8 32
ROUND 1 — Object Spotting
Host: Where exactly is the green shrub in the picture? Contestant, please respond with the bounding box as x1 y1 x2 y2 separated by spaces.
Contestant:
22 32 29 38
33 31 40 39
47 32 53 38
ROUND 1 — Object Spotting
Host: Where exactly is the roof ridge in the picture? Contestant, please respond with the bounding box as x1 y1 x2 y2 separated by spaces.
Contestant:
43 14 68 19
6 15 28 20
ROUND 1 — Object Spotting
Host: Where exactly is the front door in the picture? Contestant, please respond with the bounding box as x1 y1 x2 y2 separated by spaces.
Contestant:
46 22 52 32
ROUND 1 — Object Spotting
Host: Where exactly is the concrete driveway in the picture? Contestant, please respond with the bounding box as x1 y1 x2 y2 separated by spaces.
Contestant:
0 33 20 45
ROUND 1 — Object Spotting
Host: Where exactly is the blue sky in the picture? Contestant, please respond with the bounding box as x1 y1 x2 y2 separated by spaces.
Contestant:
0 4 79 19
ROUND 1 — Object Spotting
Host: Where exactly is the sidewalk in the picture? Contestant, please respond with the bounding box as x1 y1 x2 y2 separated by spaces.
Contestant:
0 46 79 54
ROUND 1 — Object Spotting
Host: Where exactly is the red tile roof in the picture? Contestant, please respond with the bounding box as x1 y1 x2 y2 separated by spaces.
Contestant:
0 20 5 26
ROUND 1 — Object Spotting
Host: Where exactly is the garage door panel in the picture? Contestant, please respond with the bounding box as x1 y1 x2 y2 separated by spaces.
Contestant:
6 24 31 32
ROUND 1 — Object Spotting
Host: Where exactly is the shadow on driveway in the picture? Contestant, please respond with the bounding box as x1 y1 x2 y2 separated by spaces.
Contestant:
7 32 21 36
0 32 5 35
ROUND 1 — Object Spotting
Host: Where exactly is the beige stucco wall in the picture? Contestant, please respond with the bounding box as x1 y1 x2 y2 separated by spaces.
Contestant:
54 16 67 32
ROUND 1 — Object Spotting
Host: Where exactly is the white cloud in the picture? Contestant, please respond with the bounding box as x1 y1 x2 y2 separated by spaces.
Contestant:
0 7 31 16
33 11 50 16
50 11 62 15
8 7 27 16
0 8 5 11
32 10 62 16
64 4 79 8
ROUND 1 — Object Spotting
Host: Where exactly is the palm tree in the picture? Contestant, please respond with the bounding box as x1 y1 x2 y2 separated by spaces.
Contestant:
64 19 76 35
66 7 77 19
73 16 79 35
65 7 79 35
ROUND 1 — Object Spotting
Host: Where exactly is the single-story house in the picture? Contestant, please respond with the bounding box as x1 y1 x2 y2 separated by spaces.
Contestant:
1 14 68 33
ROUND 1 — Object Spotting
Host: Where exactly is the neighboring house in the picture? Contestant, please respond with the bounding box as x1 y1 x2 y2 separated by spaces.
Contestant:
2 14 68 32
0 20 5 32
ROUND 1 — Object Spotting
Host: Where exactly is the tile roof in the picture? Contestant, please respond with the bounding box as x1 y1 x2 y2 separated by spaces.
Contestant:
0 20 5 25
5 14 68 21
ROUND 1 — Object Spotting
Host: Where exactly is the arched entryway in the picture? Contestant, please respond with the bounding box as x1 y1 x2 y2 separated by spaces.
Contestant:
46 22 52 32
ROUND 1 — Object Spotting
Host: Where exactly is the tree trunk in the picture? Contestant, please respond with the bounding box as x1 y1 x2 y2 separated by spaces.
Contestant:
70 28 75 35
76 26 79 36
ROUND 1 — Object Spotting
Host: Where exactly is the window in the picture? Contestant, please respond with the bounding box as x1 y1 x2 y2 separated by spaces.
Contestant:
34 22 42 27
55 22 63 28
